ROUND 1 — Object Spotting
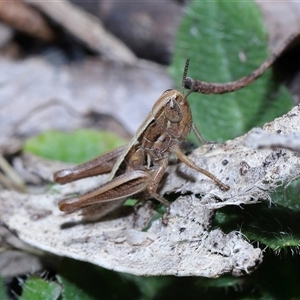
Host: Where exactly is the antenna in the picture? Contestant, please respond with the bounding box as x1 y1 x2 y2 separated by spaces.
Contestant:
182 58 194 97
182 58 190 89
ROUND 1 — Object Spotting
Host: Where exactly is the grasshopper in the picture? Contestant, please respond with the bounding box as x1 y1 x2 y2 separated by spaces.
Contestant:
54 30 298 220
54 60 229 220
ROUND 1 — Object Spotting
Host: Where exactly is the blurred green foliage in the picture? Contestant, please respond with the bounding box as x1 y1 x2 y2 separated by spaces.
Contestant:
170 1 292 142
19 276 61 300
23 129 127 164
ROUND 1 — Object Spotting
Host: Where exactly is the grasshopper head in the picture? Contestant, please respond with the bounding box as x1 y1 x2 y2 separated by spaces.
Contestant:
152 89 192 141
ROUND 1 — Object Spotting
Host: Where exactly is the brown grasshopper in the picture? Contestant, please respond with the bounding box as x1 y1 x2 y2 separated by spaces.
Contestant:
54 60 229 220
55 29 298 219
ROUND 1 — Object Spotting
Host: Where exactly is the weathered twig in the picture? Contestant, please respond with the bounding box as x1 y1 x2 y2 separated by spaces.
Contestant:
0 154 26 193
0 0 56 41
26 0 137 65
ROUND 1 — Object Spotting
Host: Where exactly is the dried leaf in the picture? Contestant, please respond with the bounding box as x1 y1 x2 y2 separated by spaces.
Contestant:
1 105 299 277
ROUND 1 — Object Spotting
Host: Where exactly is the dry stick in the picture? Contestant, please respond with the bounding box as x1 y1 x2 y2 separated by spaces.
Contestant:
26 0 137 65
184 31 300 94
0 0 56 42
0 154 26 193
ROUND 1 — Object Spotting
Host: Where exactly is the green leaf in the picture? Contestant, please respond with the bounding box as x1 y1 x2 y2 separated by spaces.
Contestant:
57 258 138 300
20 276 61 300
214 181 300 250
0 276 8 300
196 276 242 289
170 0 292 142
23 129 127 164
251 252 300 299
121 274 172 300
270 179 300 211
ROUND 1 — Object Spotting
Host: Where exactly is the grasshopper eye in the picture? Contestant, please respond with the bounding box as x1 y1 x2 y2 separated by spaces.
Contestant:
164 98 182 123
